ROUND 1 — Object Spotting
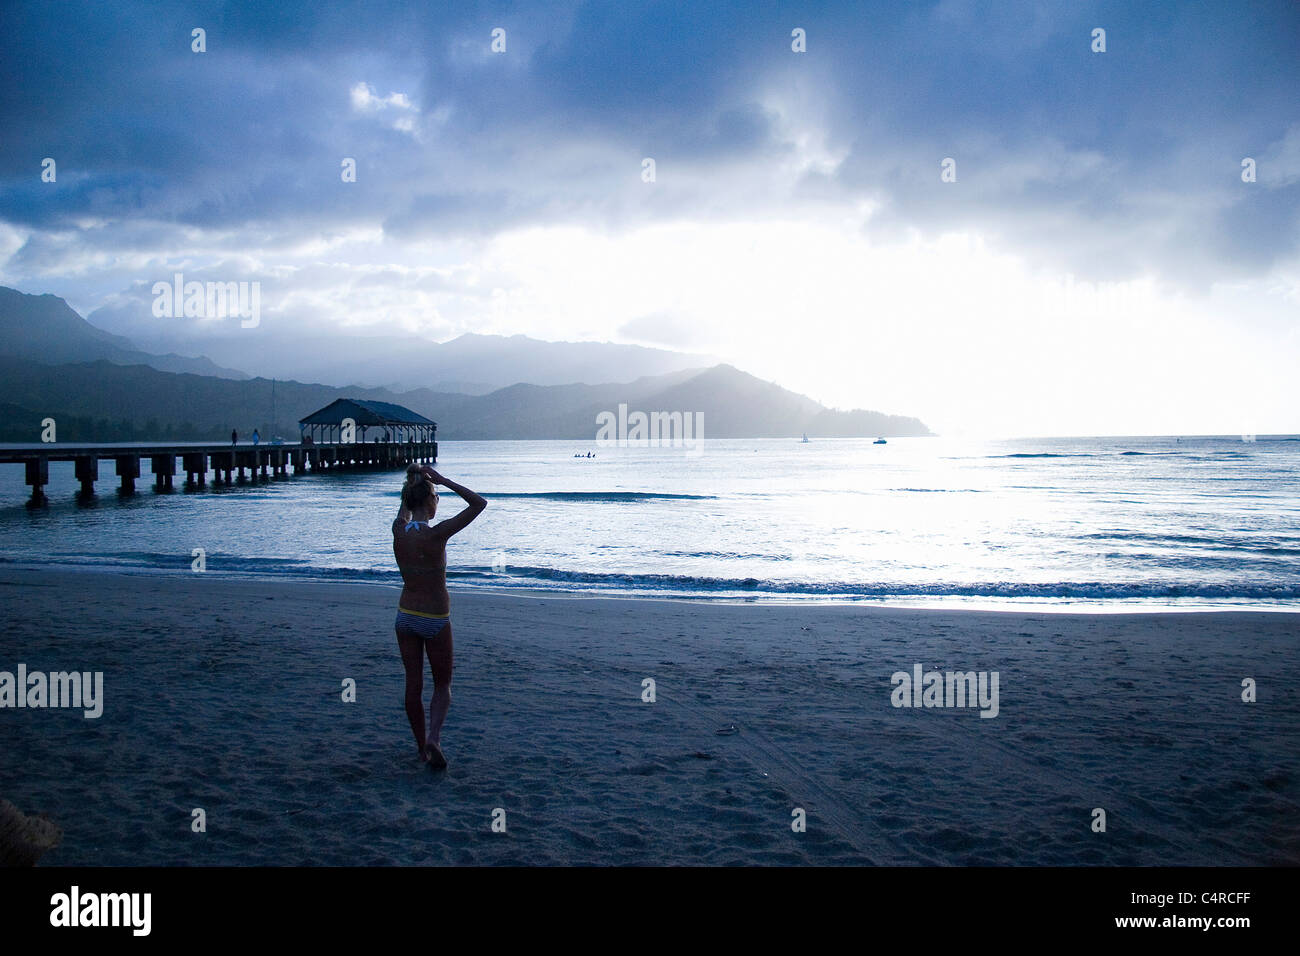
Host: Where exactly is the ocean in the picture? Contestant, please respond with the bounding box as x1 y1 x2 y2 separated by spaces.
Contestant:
2 435 1298 610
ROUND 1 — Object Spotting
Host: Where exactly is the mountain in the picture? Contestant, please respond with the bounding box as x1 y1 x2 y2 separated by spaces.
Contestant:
417 333 719 392
0 358 931 442
7 285 720 393
0 287 249 379
0 288 931 438
84 293 721 392
241 331 723 393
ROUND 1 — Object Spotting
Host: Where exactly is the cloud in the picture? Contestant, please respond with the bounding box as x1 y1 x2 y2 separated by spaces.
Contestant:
1260 124 1300 189
617 311 702 349
350 83 413 113
1 0 1294 288
349 82 419 136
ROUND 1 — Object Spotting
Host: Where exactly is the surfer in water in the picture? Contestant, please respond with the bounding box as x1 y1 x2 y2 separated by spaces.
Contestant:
392 463 487 769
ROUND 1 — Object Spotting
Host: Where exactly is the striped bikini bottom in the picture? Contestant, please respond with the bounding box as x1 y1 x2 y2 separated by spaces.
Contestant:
394 607 450 639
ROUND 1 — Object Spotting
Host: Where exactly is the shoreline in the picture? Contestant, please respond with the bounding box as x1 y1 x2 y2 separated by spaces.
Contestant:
2 558 1297 615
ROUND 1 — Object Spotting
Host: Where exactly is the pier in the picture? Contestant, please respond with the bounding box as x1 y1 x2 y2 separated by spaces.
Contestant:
2 439 437 505
3 397 439 506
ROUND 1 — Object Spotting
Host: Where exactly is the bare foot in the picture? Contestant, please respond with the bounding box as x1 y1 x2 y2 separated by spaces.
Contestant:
425 742 448 769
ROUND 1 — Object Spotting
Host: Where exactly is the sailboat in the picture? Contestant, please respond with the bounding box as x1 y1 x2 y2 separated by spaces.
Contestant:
800 433 810 443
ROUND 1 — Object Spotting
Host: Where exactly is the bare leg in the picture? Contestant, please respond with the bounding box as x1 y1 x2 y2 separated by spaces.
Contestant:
424 622 454 767
396 630 427 760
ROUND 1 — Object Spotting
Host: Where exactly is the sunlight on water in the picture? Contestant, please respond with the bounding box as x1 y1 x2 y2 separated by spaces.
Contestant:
1 435 1298 609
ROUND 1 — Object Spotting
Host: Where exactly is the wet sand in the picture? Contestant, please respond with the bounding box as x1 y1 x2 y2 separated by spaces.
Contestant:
1 567 1297 865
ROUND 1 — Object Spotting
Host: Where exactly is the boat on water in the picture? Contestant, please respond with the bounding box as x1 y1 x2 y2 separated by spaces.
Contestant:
800 433 810 443
874 437 887 444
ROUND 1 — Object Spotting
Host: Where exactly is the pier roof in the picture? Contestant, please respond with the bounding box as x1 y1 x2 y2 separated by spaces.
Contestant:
298 399 435 427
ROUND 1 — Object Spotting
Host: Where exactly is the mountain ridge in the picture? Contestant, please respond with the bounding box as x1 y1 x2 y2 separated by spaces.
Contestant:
0 286 932 439
81 293 723 391
0 356 932 442
0 287 249 380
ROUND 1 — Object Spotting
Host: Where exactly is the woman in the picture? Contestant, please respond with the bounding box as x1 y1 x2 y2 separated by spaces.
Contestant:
393 463 487 769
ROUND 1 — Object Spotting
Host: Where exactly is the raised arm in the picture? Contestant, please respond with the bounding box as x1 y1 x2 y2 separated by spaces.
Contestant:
422 467 486 538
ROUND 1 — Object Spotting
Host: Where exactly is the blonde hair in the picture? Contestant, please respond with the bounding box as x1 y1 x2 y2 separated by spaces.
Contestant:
402 465 437 511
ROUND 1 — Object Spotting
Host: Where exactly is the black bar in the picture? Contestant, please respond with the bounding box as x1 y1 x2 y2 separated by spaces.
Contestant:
0 866 1284 942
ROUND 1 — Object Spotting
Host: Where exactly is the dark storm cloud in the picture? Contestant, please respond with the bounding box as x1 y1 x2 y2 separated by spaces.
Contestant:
0 0 1296 288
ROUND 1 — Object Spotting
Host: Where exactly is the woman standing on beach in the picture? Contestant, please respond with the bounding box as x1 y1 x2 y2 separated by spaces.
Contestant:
393 463 487 769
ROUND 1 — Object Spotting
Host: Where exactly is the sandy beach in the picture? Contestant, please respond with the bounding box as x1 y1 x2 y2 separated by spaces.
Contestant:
1 566 1296 866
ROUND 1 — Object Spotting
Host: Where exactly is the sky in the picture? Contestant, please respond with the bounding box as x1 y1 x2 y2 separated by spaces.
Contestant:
1 0 1298 437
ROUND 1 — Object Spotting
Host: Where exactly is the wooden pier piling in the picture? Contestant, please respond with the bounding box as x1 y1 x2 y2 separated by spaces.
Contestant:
151 455 176 491
115 455 139 495
74 456 98 497
25 457 48 506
